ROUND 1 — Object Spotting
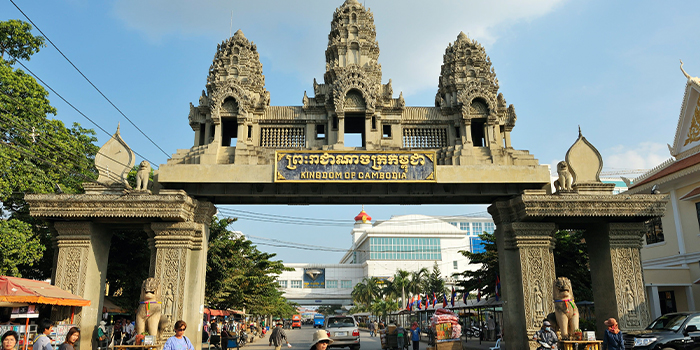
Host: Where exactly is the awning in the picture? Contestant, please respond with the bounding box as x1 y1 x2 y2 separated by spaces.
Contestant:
103 297 130 314
0 276 90 307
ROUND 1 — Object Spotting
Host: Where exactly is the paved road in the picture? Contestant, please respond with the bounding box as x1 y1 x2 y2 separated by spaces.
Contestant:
205 326 500 350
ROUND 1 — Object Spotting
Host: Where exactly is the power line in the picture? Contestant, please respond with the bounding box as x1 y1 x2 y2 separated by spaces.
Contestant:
8 0 172 159
8 59 159 169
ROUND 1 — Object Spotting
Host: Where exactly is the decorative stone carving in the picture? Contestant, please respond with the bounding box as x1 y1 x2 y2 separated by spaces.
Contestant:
135 277 165 339
549 277 579 340
135 160 151 192
553 161 574 192
92 125 134 192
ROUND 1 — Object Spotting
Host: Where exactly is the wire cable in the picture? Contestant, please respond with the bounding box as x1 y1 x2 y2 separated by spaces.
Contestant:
8 0 172 159
8 59 160 169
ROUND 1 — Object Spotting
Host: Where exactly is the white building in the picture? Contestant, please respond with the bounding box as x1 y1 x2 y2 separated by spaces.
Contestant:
278 209 492 306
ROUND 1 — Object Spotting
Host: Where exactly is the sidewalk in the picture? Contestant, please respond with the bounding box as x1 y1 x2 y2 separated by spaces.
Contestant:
461 338 499 350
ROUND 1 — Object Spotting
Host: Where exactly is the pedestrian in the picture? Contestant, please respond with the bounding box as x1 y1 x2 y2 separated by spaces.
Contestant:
58 327 80 350
396 323 406 350
33 319 54 350
269 322 289 350
163 320 195 350
487 316 495 341
602 318 624 350
310 329 333 350
533 320 558 350
373 321 379 337
96 320 108 349
410 322 421 350
2 330 18 350
368 321 375 337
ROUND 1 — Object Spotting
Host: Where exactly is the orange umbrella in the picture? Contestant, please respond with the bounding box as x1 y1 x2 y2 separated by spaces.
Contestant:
0 276 90 307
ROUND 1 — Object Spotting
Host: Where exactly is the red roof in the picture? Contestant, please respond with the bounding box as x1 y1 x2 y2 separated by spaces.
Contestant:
632 152 700 188
0 276 90 307
354 210 371 223
680 186 700 200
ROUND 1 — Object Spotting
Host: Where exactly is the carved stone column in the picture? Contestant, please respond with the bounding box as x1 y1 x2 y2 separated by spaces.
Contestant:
585 222 650 337
337 113 345 145
495 221 557 350
150 220 209 344
52 221 112 349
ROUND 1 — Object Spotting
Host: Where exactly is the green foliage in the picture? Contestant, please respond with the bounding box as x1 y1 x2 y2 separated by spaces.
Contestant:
0 20 45 64
455 232 499 300
205 216 293 317
0 19 99 279
126 165 154 189
553 230 593 302
456 230 593 303
426 262 448 299
317 304 343 316
0 219 44 276
106 231 151 311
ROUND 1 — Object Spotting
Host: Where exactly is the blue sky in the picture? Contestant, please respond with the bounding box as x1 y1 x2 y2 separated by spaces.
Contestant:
4 0 700 263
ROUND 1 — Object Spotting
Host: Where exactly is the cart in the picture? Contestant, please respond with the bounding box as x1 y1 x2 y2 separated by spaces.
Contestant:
382 331 409 350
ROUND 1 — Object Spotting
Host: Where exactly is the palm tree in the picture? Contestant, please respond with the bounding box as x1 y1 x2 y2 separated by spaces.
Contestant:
408 267 429 297
391 270 411 308
352 277 382 310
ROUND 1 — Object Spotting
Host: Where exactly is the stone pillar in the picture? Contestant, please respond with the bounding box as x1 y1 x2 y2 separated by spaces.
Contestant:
495 222 557 350
51 221 112 349
204 122 212 144
584 222 650 338
150 221 207 347
464 121 472 145
504 130 512 148
337 114 345 145
193 124 201 146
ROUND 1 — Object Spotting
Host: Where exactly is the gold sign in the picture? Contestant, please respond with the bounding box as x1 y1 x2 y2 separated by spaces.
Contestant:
274 150 436 182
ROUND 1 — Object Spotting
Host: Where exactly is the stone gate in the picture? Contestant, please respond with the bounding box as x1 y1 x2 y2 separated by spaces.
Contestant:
25 1 666 349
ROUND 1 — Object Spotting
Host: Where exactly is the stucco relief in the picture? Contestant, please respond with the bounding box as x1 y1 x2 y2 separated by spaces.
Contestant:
608 223 649 330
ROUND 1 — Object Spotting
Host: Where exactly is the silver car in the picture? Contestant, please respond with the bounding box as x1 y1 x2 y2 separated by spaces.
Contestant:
325 316 360 350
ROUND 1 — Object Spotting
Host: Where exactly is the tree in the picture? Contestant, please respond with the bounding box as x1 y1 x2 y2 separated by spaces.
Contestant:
455 230 593 302
0 19 99 279
427 262 448 299
317 304 343 316
455 232 499 300
408 267 429 296
205 216 293 314
351 277 382 310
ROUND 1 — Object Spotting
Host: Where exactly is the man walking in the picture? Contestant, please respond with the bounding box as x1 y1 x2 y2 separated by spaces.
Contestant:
368 321 375 337
269 322 289 350
373 321 379 337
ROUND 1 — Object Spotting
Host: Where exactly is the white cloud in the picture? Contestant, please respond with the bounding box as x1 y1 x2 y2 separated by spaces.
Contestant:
112 0 565 99
603 142 671 171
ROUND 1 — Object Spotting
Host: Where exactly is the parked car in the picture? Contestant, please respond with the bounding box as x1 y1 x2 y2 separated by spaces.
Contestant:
625 312 700 349
325 316 360 350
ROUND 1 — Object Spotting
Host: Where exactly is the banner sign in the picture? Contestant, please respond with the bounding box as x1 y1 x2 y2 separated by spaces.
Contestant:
275 151 436 182
303 268 325 289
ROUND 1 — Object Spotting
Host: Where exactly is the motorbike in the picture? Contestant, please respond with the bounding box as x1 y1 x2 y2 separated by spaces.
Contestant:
238 330 248 346
463 325 481 338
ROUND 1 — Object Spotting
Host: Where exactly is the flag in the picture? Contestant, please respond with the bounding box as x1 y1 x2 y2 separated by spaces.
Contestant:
410 296 415 311
406 297 411 310
495 275 501 301
450 287 455 307
417 295 422 310
432 291 437 307
463 291 468 304
442 292 447 307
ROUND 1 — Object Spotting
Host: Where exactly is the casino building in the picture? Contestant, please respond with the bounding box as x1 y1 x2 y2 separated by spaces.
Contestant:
278 208 489 306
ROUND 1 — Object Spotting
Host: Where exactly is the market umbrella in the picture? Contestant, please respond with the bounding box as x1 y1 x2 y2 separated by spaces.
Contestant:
0 276 90 306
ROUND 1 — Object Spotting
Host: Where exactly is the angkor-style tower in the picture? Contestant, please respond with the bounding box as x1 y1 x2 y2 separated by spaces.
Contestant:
174 0 537 167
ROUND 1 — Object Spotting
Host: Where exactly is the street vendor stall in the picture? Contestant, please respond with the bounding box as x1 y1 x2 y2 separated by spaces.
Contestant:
0 276 90 350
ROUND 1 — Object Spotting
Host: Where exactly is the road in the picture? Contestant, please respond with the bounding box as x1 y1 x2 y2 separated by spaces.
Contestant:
241 325 382 350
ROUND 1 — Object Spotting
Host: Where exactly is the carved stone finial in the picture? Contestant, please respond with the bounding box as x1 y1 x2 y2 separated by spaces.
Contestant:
457 31 471 44
91 124 135 193
681 59 691 79
303 91 309 107
564 128 615 195
233 29 246 40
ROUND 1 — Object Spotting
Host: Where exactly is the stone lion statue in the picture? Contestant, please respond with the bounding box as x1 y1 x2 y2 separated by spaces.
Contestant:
135 160 150 191
136 278 164 338
553 161 573 192
547 277 579 340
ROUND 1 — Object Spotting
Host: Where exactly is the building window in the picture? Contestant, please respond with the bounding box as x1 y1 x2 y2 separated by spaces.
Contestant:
470 237 486 254
645 217 664 245
483 222 495 234
316 124 326 139
383 124 392 138
696 203 700 232
278 280 288 288
449 222 458 227
341 280 352 289
326 280 338 288
291 280 302 288
473 222 483 235
460 222 469 233
369 237 442 260
453 261 458 270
